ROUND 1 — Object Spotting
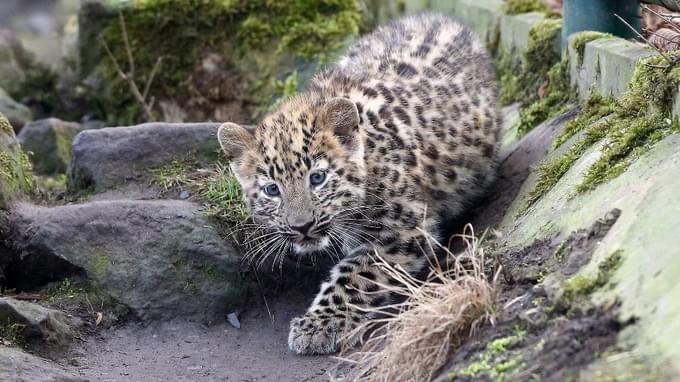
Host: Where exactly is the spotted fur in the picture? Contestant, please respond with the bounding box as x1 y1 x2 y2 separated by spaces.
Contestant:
217 13 501 355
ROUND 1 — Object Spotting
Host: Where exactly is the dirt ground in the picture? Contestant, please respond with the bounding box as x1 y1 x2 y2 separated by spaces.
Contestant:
66 290 334 382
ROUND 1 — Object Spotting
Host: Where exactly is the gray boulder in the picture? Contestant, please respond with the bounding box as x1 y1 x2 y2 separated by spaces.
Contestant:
0 87 32 131
9 199 252 322
18 118 83 175
0 346 85 382
69 122 220 192
0 297 74 348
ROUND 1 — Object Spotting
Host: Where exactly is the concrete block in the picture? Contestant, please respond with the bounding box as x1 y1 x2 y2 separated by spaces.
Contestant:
442 0 504 48
499 12 547 53
673 85 680 119
569 36 656 100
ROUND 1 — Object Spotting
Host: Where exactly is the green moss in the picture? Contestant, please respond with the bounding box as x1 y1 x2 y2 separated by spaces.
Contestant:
448 329 527 381
0 114 12 134
0 318 25 347
491 356 525 379
92 253 111 278
46 278 83 302
502 0 549 15
523 116 611 209
570 31 613 67
557 250 623 310
45 278 129 321
98 0 360 124
488 328 526 353
515 57 572 135
524 19 562 78
498 18 568 135
201 264 225 280
0 116 36 207
497 49 522 105
553 90 615 148
453 359 491 378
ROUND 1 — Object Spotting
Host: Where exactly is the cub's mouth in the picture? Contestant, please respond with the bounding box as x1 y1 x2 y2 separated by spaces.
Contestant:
292 235 331 255
288 222 332 255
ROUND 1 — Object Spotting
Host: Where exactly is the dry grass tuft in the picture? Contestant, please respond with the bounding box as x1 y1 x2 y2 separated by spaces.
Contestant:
333 225 500 382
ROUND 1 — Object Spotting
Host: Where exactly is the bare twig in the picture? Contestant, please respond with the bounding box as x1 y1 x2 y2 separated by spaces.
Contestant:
614 13 675 66
119 11 135 79
99 10 160 122
254 271 275 326
143 57 163 101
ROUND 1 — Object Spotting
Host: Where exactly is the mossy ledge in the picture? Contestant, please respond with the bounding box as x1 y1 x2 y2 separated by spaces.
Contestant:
521 53 680 212
499 29 616 138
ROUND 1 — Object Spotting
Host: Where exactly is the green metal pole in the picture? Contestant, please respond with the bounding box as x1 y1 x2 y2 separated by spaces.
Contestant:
562 0 641 50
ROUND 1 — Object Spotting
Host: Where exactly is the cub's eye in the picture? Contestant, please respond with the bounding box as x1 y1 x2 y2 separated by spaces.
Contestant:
263 184 280 197
310 171 327 186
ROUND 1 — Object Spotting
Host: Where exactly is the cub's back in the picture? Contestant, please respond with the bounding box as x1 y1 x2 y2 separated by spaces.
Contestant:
315 13 501 220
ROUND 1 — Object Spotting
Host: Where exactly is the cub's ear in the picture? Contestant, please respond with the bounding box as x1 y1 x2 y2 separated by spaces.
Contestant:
217 122 255 161
320 97 360 146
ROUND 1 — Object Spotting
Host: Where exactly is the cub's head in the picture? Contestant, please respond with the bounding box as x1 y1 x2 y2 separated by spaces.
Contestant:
218 97 367 257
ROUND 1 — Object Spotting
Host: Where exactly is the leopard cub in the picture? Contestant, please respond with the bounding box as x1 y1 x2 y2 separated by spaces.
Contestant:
217 13 500 355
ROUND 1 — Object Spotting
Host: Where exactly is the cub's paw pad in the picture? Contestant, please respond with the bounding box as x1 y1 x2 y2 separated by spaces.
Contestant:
288 313 343 355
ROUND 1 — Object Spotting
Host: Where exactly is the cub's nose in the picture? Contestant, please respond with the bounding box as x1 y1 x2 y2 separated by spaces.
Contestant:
288 219 315 236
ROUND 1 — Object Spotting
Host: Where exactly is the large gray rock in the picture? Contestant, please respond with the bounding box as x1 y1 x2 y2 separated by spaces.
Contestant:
0 297 74 348
69 122 220 192
18 118 83 175
0 346 85 382
0 87 32 131
9 199 252 322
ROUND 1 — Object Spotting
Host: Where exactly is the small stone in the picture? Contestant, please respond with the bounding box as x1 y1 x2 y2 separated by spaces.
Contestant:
519 307 548 326
179 190 190 200
227 312 241 329
0 297 75 348
17 118 84 175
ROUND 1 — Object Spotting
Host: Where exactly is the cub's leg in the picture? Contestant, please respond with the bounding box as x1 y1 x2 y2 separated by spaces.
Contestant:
288 240 427 355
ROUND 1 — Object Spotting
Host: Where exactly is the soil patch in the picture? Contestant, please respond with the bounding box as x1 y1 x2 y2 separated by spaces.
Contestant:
66 289 333 382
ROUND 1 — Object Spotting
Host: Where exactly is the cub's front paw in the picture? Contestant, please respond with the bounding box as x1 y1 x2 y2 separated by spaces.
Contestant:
288 312 349 355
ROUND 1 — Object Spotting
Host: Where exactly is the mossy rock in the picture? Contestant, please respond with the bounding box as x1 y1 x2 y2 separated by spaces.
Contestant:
78 0 361 125
0 112 35 209
17 118 84 175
